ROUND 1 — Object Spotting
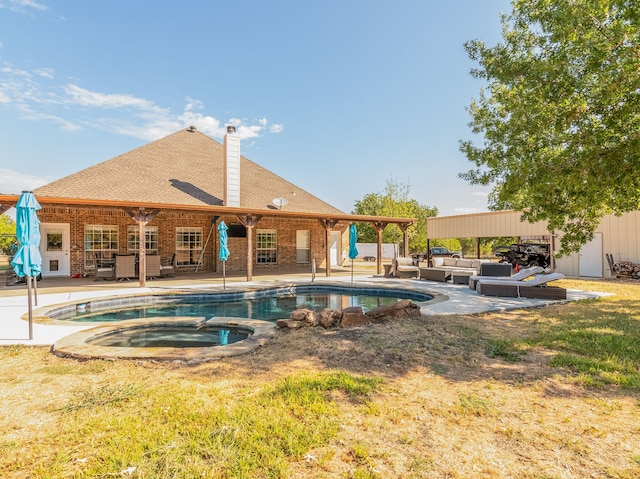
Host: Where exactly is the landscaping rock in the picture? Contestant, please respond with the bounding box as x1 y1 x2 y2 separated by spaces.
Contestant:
289 308 316 325
366 299 421 322
317 308 342 329
342 306 363 315
276 319 307 329
341 312 370 327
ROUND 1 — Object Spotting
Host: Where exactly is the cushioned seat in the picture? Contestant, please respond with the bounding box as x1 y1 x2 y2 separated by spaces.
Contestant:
476 273 566 299
469 265 543 290
393 257 419 278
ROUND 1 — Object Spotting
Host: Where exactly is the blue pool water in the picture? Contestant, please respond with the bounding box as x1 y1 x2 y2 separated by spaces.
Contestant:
87 325 250 348
55 286 432 323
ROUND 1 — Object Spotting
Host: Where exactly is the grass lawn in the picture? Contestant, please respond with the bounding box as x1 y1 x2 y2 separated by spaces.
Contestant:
2 278 640 478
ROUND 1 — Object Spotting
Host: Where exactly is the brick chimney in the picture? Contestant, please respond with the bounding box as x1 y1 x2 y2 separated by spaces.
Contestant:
224 125 240 207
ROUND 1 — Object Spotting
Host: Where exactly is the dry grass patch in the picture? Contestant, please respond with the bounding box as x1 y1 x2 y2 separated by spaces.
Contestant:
1 278 640 478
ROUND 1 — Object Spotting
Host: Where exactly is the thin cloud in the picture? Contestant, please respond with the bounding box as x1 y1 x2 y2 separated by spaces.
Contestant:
34 67 54 79
0 168 51 195
452 206 486 215
63 84 160 110
0 0 48 14
1 59 283 143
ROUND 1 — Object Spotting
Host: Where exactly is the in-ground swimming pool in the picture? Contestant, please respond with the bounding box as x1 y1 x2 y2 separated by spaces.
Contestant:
47 283 434 362
48 284 433 324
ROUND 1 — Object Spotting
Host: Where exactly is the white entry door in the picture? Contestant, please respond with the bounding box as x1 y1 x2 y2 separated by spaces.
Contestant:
579 233 603 277
39 223 71 277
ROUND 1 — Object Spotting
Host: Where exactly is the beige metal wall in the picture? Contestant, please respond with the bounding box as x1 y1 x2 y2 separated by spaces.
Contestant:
555 211 640 278
427 210 549 239
427 210 640 279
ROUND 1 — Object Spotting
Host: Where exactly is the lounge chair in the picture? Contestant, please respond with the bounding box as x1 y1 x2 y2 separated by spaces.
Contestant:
469 265 544 290
476 272 566 299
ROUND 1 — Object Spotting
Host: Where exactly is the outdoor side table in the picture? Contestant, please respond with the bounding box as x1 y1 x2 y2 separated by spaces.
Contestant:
451 270 474 285
383 264 394 277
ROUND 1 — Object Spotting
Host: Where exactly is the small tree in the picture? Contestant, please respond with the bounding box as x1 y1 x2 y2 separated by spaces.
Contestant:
0 215 17 255
352 178 438 255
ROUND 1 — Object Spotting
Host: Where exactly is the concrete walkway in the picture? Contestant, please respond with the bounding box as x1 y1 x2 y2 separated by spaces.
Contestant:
0 269 604 346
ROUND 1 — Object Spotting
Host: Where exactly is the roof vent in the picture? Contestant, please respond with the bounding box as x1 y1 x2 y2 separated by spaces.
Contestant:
187 125 196 133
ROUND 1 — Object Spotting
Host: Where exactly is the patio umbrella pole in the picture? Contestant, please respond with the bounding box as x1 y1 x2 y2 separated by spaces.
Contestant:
348 223 359 285
27 274 33 340
11 191 42 342
218 220 230 290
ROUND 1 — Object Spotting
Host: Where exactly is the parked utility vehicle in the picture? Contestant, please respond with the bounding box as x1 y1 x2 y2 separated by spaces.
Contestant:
494 243 551 269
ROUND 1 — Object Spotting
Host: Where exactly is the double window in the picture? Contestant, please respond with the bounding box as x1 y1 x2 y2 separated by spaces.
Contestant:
176 227 202 266
84 225 118 266
256 229 277 264
127 226 158 255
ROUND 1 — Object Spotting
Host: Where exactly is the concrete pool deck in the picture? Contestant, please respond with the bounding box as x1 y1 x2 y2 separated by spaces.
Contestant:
0 266 604 347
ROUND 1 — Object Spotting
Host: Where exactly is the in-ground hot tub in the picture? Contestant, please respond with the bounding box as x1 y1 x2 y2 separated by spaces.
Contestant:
51 317 276 363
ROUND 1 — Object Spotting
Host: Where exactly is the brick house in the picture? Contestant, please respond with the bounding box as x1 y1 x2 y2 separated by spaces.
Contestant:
0 126 413 281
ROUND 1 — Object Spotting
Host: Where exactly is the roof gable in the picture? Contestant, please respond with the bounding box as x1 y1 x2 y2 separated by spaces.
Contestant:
34 128 345 215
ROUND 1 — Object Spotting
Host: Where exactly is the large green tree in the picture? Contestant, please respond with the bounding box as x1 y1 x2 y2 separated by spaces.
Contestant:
460 0 640 254
352 178 437 254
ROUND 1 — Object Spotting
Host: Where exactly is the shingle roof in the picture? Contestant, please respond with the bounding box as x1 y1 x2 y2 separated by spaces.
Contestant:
34 127 345 215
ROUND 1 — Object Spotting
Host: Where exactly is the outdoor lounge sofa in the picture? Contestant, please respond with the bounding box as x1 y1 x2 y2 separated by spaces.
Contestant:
476 272 566 299
393 257 420 278
468 265 542 290
419 257 489 283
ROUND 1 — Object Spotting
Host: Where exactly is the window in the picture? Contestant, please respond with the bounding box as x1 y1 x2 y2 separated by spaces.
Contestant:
256 229 277 264
127 225 158 255
46 233 63 251
84 225 118 265
296 230 310 263
176 227 202 266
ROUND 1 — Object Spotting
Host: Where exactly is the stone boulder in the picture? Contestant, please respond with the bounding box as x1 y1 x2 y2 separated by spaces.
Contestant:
276 319 307 329
342 306 363 315
289 308 316 325
316 308 342 329
341 311 370 327
365 299 421 322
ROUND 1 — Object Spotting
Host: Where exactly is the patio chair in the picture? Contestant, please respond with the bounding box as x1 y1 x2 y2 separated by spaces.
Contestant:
115 255 136 281
476 272 566 299
469 265 543 290
94 254 115 280
160 254 176 277
146 255 161 279
393 257 420 278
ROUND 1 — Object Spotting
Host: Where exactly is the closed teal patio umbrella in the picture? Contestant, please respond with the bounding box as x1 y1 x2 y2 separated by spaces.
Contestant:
218 220 230 289
10 191 42 340
348 223 358 283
